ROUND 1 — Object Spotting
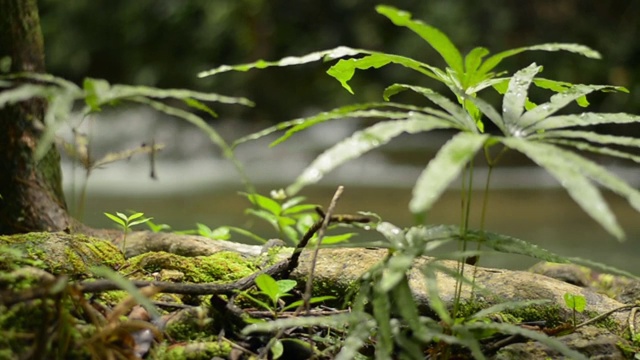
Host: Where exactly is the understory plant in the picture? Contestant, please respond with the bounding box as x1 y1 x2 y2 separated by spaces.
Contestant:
200 4 640 358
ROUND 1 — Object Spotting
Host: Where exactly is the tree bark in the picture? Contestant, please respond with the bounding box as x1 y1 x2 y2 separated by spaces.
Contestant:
0 0 70 234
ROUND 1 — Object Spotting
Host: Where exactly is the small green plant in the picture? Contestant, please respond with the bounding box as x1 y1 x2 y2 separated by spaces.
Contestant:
240 274 334 359
242 274 335 319
241 191 356 245
104 211 152 253
563 292 586 328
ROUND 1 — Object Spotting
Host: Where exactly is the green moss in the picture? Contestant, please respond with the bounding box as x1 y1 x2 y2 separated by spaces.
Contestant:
160 341 232 360
0 232 125 277
127 251 257 283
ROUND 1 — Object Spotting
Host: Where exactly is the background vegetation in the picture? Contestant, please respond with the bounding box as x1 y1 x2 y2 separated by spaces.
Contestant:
39 0 640 126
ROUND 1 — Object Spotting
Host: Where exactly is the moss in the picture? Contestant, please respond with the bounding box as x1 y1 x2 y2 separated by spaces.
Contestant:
0 232 125 277
160 341 232 360
504 304 566 327
127 251 257 283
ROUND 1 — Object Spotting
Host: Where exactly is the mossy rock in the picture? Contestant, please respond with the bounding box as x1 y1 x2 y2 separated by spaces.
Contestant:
0 232 125 277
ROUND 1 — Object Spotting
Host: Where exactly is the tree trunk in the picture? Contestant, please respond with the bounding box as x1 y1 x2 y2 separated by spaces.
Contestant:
0 0 70 234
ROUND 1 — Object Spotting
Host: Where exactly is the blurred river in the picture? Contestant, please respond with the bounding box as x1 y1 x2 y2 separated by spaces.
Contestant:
61 108 640 273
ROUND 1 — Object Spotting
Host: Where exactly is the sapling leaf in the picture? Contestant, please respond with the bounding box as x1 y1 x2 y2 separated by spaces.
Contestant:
564 293 586 312
286 116 453 195
371 288 393 359
242 192 282 215
502 138 624 240
478 43 601 76
327 52 440 94
255 274 281 305
282 295 336 311
276 279 297 295
518 84 627 130
502 63 542 132
376 5 464 75
534 146 640 214
383 84 476 130
525 112 640 134
104 213 126 227
377 221 406 249
378 254 414 293
544 138 640 164
198 46 367 78
452 87 507 134
271 339 284 360
410 132 488 214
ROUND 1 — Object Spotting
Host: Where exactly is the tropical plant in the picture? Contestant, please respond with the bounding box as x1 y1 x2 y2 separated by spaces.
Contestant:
199 5 640 358
200 5 640 243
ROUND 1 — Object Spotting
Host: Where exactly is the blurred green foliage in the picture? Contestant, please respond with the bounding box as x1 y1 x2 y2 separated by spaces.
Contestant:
39 0 640 123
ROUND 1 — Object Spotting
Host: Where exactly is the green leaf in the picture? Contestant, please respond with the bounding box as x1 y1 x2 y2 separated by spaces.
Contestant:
502 138 623 239
533 78 590 107
242 192 282 216
109 83 254 107
104 212 126 227
286 116 453 195
502 63 542 133
453 88 507 134
371 288 393 359
410 133 488 213
376 5 463 75
255 274 281 305
281 204 317 216
282 295 336 311
378 254 414 293
464 47 490 76
184 97 218 118
276 279 297 295
541 130 640 148
0 84 56 108
312 233 355 245
518 84 626 131
532 145 640 215
563 293 587 312
198 46 366 78
272 104 413 146
327 52 439 94
478 43 601 76
377 221 406 249
226 226 267 244
527 112 640 134
383 84 475 130
545 138 640 164
209 226 231 240
271 339 284 359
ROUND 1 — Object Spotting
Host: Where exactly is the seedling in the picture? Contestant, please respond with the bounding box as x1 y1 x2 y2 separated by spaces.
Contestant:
563 292 586 328
104 211 152 253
